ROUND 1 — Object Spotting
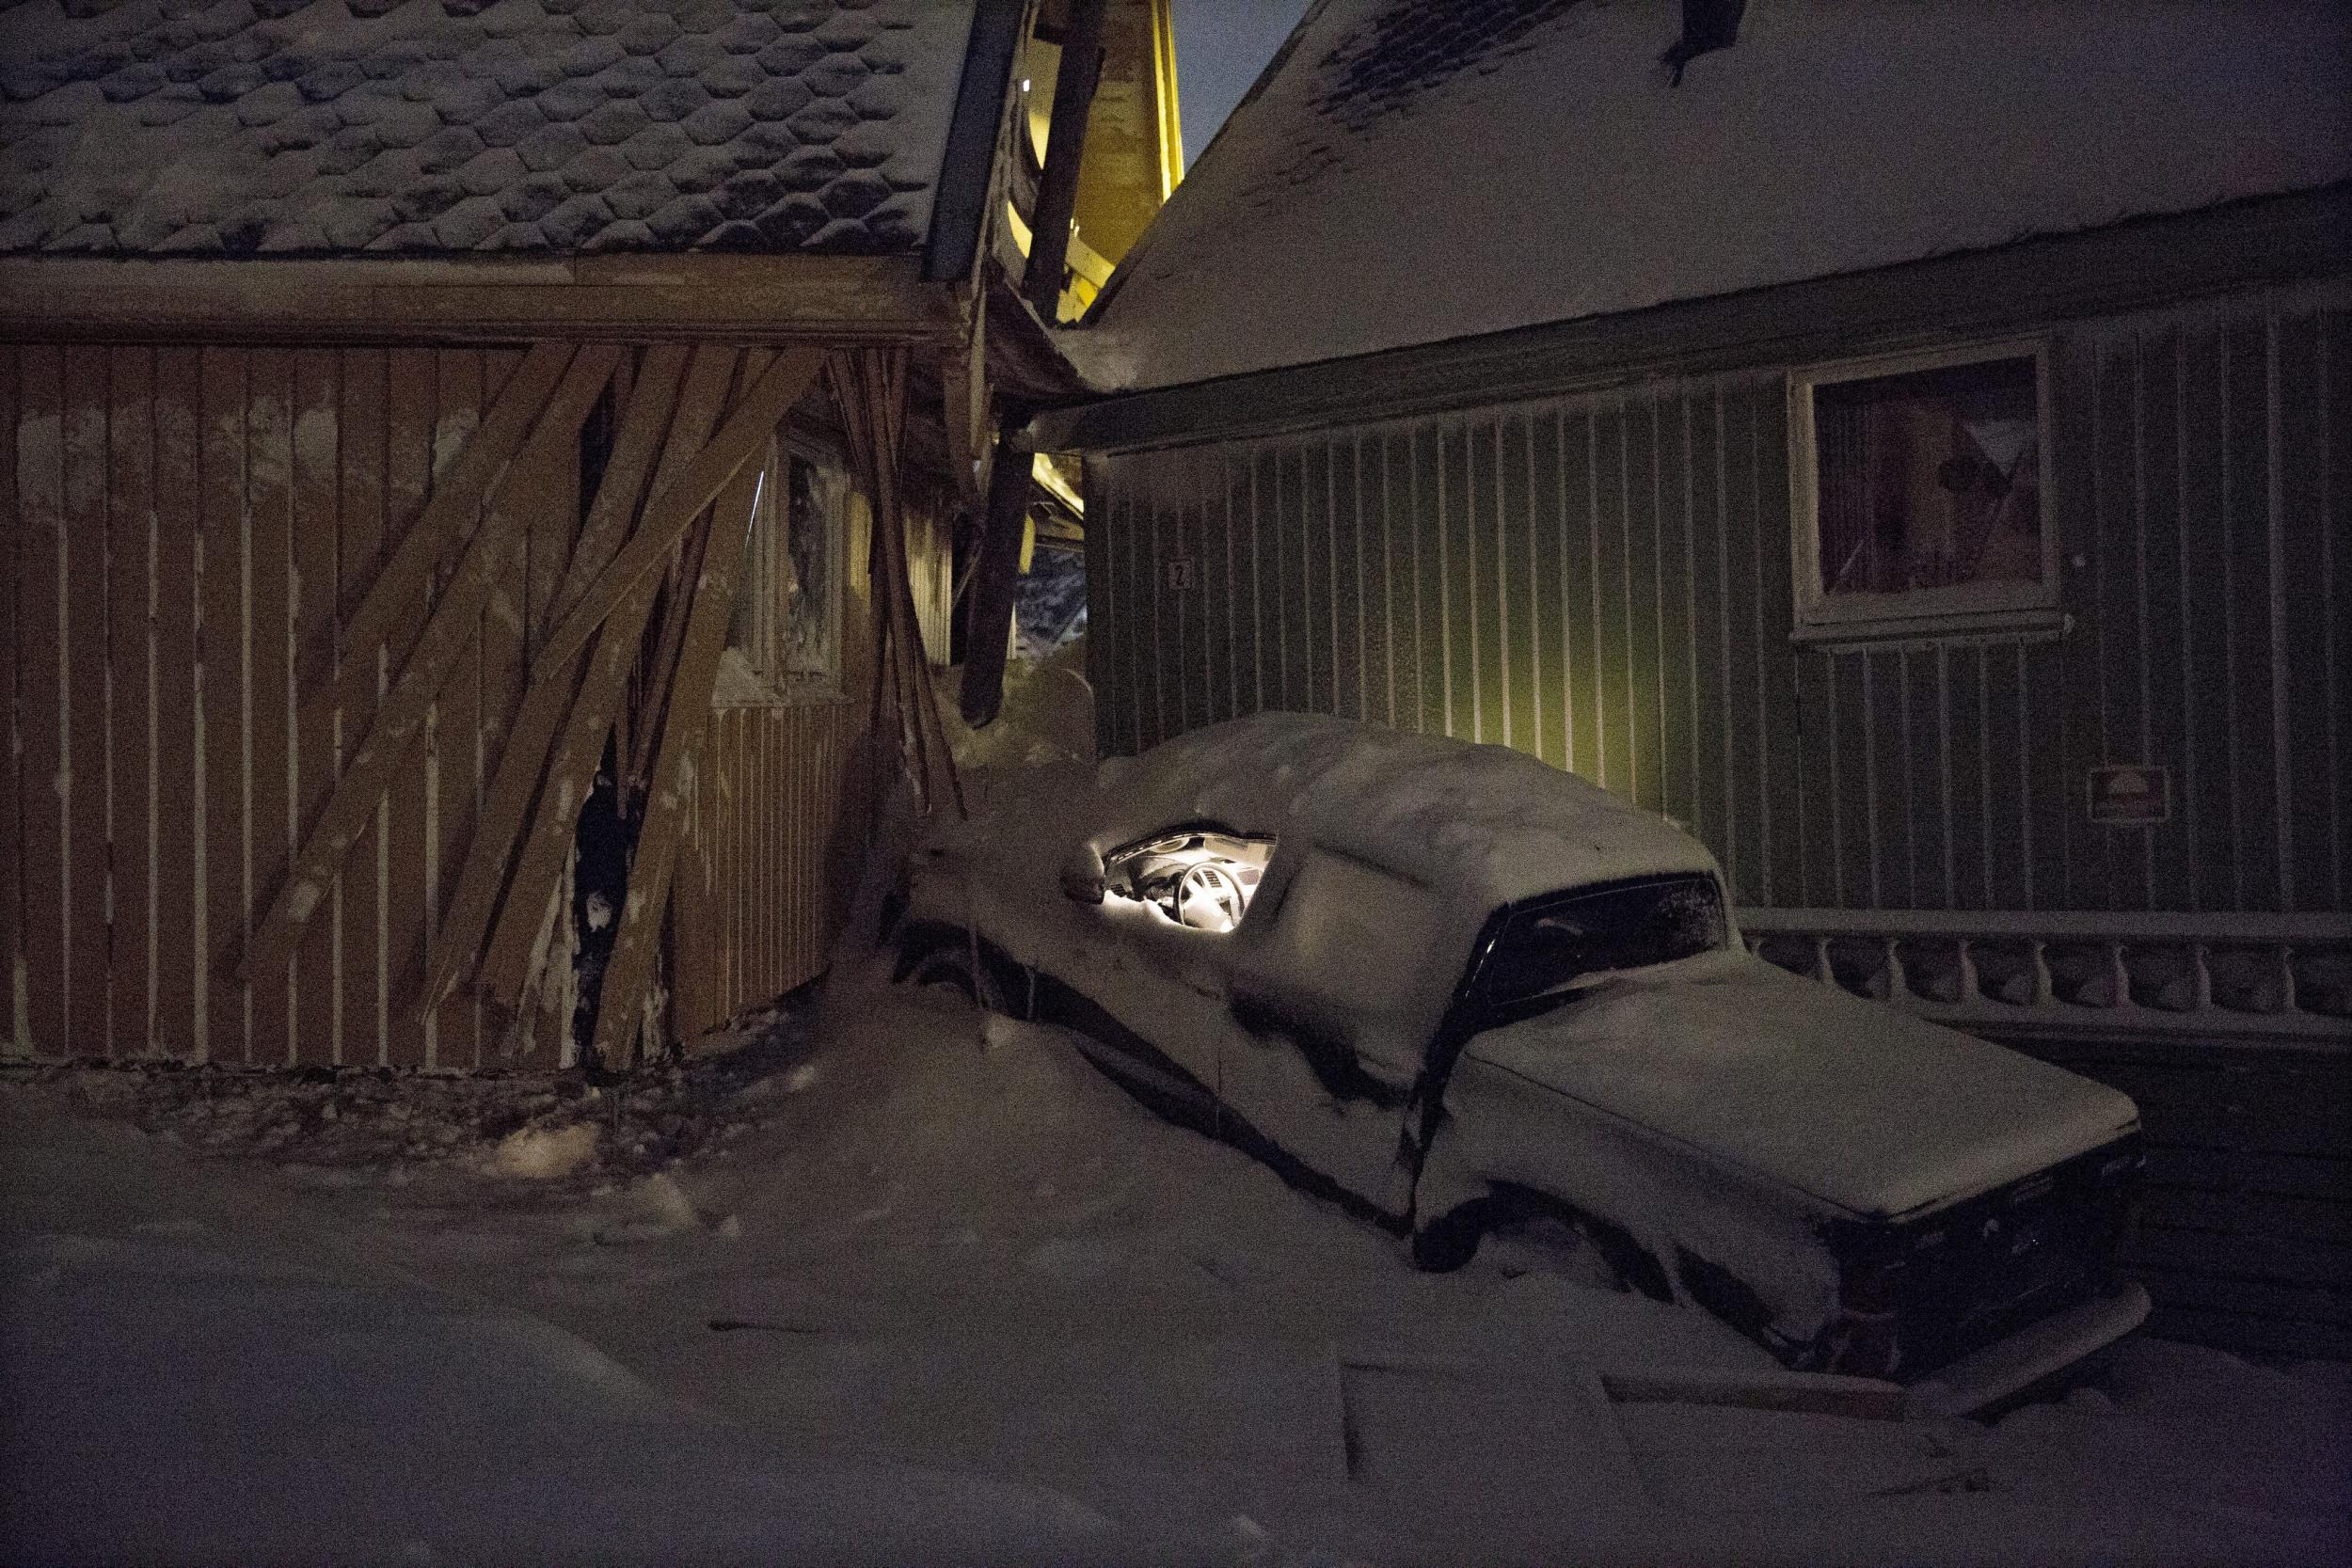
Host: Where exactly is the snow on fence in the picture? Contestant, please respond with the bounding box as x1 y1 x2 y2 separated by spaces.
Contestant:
1739 909 2352 1047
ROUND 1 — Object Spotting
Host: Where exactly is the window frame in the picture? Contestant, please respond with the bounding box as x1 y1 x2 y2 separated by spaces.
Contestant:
718 431 850 706
1786 338 2064 649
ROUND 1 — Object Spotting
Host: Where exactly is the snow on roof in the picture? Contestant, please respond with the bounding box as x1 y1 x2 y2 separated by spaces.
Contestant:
0 0 977 258
1090 712 1719 910
1079 0 2352 392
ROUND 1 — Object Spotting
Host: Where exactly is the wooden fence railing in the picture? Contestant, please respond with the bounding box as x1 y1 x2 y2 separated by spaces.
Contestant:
1739 908 2352 1047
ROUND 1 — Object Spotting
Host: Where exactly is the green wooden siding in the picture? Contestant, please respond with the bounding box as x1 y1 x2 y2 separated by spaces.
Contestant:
1086 281 2351 916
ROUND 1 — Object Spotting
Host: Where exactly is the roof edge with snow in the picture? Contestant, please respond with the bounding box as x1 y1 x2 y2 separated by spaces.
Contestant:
1062 0 2352 405
1035 181 2352 455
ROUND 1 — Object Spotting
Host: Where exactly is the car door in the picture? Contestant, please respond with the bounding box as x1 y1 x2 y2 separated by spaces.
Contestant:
1216 846 1461 1220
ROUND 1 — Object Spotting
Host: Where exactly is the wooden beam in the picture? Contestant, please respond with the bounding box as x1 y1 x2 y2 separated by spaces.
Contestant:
958 419 1035 726
532 347 825 673
1023 0 1109 318
626 492 714 799
472 348 753 1009
626 350 772 800
923 0 1029 283
940 294 990 508
833 348 964 818
0 255 961 346
589 462 769 1069
240 345 619 982
318 341 573 698
416 344 693 1016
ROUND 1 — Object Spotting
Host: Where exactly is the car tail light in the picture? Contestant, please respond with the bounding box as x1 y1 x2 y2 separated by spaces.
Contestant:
1827 1256 1907 1378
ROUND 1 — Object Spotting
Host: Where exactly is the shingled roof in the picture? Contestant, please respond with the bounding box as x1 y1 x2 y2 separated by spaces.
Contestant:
0 0 977 257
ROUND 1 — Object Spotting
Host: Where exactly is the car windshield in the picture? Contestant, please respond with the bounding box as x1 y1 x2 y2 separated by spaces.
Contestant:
1475 874 1727 1009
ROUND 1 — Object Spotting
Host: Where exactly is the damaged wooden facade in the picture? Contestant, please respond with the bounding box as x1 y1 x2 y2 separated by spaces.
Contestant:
3 273 970 1070
0 0 1093 1069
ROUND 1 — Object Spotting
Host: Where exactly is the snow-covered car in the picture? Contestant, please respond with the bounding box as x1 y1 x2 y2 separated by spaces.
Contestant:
887 714 2149 1410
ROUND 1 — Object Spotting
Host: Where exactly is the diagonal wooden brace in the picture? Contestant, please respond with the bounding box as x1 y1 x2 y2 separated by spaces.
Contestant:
532 347 824 675
589 462 770 1069
240 344 619 983
319 341 574 689
416 344 696 1016
471 347 760 1011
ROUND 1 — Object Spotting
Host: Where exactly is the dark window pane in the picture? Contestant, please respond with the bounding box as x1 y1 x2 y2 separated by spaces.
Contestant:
1814 356 2041 597
781 454 832 678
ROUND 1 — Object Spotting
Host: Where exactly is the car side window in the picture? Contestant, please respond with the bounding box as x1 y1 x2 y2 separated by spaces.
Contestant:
1101 824 1276 934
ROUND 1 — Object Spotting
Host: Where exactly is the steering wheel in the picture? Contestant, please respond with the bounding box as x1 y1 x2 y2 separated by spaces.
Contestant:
1174 862 1247 932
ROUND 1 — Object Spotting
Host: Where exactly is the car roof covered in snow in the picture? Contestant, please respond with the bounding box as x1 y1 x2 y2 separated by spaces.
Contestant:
1089 713 1720 911
0 0 977 258
1076 0 2352 391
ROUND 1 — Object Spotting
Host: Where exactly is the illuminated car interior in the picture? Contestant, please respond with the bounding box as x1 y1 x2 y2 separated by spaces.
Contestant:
1103 825 1277 933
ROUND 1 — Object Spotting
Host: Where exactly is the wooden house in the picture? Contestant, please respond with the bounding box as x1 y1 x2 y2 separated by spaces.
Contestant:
1036 0 2352 1354
0 0 1173 1071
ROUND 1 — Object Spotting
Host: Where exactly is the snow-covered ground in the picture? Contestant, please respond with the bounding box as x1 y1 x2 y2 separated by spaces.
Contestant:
4 968 2345 1567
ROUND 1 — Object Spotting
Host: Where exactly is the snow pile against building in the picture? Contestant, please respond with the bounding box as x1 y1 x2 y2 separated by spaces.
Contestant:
7 981 2349 1564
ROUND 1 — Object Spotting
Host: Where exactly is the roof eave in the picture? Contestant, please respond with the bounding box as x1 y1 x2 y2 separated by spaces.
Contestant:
1031 182 2352 455
0 251 964 346
922 0 1030 284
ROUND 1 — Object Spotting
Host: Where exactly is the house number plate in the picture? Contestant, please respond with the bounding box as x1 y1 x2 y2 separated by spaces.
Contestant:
2087 765 2170 826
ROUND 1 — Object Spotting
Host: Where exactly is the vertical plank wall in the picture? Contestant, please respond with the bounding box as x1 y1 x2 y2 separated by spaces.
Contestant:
1088 284 2351 919
5 344 954 1065
671 494 951 1041
675 699 857 1038
2 343 548 1067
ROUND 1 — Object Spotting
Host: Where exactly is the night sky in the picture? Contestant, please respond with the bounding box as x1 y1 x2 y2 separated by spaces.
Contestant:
1172 0 1315 166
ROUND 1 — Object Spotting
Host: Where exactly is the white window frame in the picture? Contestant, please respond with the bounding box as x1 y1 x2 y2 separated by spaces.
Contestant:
1787 339 2064 649
717 432 849 706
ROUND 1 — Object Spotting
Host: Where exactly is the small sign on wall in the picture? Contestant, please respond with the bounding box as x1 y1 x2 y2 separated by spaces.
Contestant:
2088 765 2170 826
1165 557 1195 591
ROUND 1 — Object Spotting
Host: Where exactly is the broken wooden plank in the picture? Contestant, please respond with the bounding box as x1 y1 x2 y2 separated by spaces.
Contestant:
623 350 766 799
590 462 768 1069
627 488 713 800
417 344 695 1016
1598 1367 1911 1422
474 348 751 1011
958 420 1032 727
240 346 617 982
834 347 964 819
319 341 573 691
532 347 824 675
557 346 691 626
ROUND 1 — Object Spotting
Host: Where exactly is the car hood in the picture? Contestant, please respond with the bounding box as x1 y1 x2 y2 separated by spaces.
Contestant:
1461 951 2138 1221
